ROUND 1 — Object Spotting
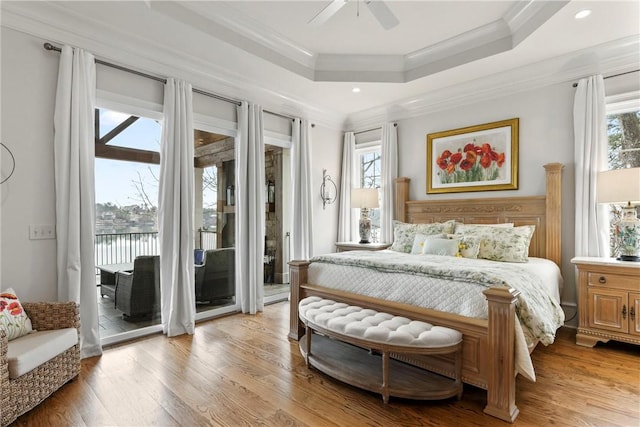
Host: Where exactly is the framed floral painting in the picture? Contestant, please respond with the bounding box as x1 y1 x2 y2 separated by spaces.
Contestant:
426 118 519 194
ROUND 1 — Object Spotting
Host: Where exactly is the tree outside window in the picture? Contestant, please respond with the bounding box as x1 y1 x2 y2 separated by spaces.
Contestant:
356 147 381 242
606 109 640 256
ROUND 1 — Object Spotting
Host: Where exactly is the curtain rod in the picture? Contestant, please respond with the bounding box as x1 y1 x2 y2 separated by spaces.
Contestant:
44 42 242 106
353 123 397 135
571 69 640 88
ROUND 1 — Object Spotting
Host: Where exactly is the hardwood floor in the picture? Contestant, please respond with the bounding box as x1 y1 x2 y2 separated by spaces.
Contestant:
12 302 640 426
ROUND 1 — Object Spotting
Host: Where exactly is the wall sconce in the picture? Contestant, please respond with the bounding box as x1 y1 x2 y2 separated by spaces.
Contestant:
320 169 337 210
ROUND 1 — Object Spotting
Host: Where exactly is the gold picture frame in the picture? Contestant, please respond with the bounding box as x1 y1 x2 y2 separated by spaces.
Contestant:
426 118 519 194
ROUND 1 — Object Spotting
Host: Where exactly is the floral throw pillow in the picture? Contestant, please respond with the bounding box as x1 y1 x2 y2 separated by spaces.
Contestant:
390 220 456 253
455 225 535 262
0 288 33 341
447 234 481 259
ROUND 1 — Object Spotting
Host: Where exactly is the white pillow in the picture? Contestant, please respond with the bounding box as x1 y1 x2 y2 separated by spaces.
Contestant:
422 238 460 257
411 233 446 254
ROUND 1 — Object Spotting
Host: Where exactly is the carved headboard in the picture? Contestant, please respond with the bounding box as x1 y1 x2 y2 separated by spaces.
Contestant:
395 163 564 266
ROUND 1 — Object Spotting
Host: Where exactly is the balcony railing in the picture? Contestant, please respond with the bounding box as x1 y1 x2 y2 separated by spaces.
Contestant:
95 229 217 270
95 232 159 268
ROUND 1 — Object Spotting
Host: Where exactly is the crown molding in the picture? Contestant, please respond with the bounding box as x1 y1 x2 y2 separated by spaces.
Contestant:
345 35 640 129
150 0 567 83
1 1 346 130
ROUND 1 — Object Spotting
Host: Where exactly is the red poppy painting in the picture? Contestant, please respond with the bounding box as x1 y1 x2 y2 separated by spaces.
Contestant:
426 118 519 194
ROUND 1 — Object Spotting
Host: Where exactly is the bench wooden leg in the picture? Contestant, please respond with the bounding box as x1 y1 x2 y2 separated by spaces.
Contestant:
305 324 312 366
381 351 390 404
455 346 463 400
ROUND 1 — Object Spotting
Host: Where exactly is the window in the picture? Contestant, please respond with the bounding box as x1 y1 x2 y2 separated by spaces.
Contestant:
354 143 381 242
605 93 640 256
95 108 161 266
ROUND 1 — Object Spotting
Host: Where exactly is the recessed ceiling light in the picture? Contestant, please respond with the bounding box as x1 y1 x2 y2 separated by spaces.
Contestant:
352 87 361 93
575 9 591 19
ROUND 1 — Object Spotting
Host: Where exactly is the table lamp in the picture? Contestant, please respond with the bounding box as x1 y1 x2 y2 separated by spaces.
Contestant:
351 188 379 244
597 167 640 261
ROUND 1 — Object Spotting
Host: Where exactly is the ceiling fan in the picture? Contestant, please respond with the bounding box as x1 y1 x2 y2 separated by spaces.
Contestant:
308 0 399 30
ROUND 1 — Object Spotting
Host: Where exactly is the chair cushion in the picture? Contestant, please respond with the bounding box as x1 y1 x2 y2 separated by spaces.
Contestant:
7 328 78 379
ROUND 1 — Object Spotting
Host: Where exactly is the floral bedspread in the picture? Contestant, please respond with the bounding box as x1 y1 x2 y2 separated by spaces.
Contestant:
310 250 565 347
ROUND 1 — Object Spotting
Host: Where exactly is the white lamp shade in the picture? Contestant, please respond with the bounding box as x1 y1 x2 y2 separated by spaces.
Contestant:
597 168 640 204
351 188 379 209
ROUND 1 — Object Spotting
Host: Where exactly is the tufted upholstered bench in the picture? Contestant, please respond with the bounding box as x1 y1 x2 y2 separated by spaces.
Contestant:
298 296 463 403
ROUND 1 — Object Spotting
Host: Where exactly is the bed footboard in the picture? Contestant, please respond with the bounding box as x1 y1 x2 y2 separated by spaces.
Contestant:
288 260 521 423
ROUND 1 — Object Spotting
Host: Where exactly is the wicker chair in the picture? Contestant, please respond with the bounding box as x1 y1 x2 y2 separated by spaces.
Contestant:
115 255 160 319
0 302 80 427
195 248 235 303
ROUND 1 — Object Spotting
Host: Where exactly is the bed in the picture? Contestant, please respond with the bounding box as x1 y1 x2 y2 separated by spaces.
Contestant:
288 163 564 423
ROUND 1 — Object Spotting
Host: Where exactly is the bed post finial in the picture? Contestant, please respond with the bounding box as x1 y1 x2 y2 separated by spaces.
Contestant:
543 163 563 267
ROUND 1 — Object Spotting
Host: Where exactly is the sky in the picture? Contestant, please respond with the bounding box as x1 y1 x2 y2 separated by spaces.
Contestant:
95 109 216 208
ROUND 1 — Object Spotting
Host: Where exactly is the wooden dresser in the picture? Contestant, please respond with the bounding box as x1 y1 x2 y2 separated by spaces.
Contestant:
572 257 640 347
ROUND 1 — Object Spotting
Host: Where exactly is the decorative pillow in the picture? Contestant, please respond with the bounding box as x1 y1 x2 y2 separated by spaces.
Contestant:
410 233 446 254
390 220 456 253
455 225 536 262
447 234 481 259
0 288 33 341
422 237 460 256
453 223 514 233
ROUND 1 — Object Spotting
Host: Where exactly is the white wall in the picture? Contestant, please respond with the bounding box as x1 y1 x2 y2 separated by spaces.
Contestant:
308 124 343 256
1 27 61 299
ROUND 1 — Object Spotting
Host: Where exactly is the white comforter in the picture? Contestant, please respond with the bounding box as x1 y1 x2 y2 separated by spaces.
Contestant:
308 250 565 381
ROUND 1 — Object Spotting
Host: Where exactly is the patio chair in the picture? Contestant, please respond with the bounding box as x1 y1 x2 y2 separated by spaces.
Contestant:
194 248 235 303
115 255 160 319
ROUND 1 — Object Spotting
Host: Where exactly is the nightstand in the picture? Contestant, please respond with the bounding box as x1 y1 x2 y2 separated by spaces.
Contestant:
571 257 640 347
335 242 391 252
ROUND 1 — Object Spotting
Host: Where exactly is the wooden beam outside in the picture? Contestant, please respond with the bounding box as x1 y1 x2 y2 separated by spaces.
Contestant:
95 143 160 165
195 150 235 168
194 137 235 157
98 116 140 145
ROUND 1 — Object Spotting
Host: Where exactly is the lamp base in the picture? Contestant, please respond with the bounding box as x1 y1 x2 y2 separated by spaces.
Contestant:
359 213 372 245
359 239 370 244
617 255 640 262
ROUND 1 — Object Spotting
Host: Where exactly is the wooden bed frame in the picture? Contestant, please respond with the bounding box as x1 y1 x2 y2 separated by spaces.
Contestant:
288 163 564 423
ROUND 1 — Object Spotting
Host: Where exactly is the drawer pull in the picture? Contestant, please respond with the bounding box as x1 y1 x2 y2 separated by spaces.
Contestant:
622 305 627 320
598 276 607 284
631 306 636 321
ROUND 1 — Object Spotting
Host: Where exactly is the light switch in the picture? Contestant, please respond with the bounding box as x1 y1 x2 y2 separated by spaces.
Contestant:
29 224 56 240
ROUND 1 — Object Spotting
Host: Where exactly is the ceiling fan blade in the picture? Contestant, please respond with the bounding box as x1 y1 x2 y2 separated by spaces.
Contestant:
365 1 399 30
308 0 347 26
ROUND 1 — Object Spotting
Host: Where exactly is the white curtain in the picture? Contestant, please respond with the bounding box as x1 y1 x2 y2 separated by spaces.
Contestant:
158 78 196 336
291 119 314 259
337 132 356 242
380 123 398 243
236 102 265 314
53 45 101 358
574 75 609 257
